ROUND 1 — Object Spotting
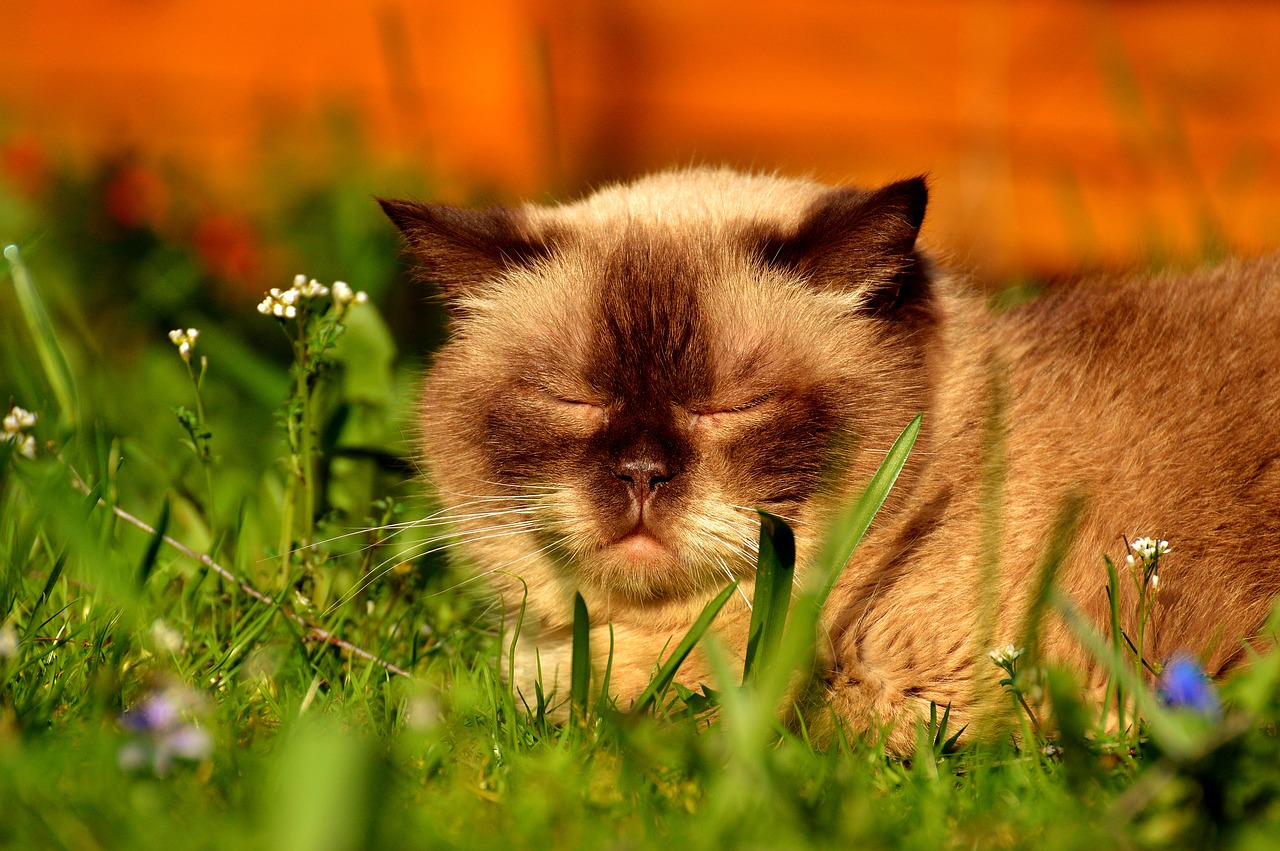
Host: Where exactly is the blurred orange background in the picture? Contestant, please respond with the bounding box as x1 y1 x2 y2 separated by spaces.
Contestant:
4 0 1280 279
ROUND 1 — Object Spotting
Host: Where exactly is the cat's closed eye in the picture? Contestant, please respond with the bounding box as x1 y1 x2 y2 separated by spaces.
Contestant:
689 392 774 424
535 385 606 413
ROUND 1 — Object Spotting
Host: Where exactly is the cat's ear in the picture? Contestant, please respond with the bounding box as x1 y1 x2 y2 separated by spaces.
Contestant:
378 199 550 302
762 177 929 314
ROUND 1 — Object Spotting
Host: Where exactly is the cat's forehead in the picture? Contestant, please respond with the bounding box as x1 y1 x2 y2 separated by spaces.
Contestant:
473 223 836 399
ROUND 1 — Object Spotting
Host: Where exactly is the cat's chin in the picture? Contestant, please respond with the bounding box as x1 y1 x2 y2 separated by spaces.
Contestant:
582 530 701 598
610 530 669 562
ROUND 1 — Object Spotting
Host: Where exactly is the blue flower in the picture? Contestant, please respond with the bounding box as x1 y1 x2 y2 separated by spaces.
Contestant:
1158 657 1221 716
119 683 212 776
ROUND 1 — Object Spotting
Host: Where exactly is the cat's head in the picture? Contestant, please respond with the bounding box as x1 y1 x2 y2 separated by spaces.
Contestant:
381 168 935 610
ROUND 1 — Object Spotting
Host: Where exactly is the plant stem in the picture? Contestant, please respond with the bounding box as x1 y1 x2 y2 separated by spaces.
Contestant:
64 461 409 678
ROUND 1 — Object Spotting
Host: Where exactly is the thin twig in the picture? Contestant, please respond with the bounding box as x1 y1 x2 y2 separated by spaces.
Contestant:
64 463 411 679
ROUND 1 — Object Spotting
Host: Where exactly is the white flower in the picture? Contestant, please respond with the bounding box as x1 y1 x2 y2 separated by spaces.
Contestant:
0 623 19 659
331 280 369 313
1131 537 1170 562
2 406 36 433
167 327 200 362
151 619 185 654
989 644 1024 666
1149 573 1160 593
3 405 38 459
258 274 351 320
257 287 299 319
14 435 36 459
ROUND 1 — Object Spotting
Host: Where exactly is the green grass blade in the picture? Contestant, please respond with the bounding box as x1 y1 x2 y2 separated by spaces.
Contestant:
4 244 80 432
136 497 171 588
632 582 737 715
742 510 795 682
570 591 591 720
811 413 922 608
1017 493 1084 659
1103 555 1124 735
755 414 922 714
21 552 66 642
1053 591 1197 760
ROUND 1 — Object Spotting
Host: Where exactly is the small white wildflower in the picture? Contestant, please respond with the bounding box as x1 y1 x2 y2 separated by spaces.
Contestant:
257 286 300 319
1131 537 1170 562
151 619 185 654
1125 554 1136 568
331 280 369 314
989 644 1024 666
3 406 37 434
1149 573 1160 593
258 275 340 320
3 406 39 460
299 278 329 299
14 434 36 460
404 691 441 733
167 327 200 362
0 622 19 659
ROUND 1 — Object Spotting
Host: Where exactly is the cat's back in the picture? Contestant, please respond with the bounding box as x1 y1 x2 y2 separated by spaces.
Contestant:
978 255 1280 664
990 254 1280 454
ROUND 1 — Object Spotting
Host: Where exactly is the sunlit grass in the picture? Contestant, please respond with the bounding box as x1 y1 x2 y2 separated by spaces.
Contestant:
2 168 1280 851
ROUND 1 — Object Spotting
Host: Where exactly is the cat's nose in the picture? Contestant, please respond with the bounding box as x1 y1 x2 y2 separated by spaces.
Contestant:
611 457 677 501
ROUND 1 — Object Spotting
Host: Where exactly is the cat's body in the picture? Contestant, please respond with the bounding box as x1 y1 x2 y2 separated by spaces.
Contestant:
382 168 1280 750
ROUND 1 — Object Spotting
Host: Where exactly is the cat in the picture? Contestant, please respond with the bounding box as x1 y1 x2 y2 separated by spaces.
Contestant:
380 167 1280 751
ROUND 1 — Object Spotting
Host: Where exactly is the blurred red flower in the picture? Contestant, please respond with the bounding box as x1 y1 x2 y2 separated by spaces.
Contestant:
192 212 261 283
104 163 170 229
1 136 50 198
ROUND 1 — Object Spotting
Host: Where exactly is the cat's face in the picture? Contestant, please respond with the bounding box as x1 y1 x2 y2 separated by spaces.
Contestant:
383 169 934 606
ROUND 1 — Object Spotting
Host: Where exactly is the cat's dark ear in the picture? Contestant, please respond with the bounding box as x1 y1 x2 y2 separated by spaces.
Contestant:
378 198 550 303
761 177 929 315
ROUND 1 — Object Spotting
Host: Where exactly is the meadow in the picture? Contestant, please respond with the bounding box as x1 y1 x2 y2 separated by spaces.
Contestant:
1 152 1279 851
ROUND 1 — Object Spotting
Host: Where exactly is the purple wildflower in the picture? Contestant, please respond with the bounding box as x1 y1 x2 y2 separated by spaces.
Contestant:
118 683 212 775
1158 657 1221 717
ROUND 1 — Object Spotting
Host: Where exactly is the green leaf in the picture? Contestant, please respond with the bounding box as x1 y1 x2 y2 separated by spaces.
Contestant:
136 498 171 588
742 510 795 682
811 413 922 609
570 591 591 720
4 244 79 432
1017 493 1084 659
632 582 737 715
757 414 922 707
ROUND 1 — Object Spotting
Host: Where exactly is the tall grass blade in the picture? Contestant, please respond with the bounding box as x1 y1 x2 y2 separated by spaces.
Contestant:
756 415 921 705
21 552 66 642
1017 493 1084 659
1053 592 1197 760
742 511 794 682
570 591 591 721
136 498 171 587
1103 556 1124 736
4 244 79 432
811 413 922 609
632 582 737 715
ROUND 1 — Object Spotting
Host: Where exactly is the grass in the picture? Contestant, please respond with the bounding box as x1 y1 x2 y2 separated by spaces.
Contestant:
2 161 1280 851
